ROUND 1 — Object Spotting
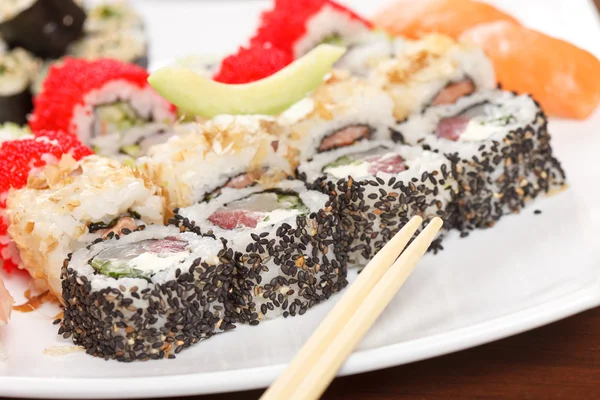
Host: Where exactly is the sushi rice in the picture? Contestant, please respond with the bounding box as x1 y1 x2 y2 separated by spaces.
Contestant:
7 154 165 300
175 179 349 322
300 140 457 264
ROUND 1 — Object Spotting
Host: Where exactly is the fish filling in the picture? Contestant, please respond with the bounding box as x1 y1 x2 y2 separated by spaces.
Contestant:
319 124 373 152
431 79 475 106
90 237 190 279
435 101 517 142
323 146 407 178
208 190 309 230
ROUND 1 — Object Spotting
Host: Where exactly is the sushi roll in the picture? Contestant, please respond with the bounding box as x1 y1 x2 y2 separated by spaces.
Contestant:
0 130 92 274
175 179 349 322
68 29 149 69
395 90 567 231
60 225 238 362
29 58 177 160
0 122 32 144
6 154 165 299
369 34 496 122
334 31 395 77
0 48 39 125
300 140 456 264
0 0 86 58
0 274 13 325
139 115 295 210
281 71 396 162
84 0 144 34
251 0 372 58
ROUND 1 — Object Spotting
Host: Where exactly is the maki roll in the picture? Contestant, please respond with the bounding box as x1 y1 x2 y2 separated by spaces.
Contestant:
0 0 86 58
60 225 238 362
68 29 149 69
0 122 32 144
29 58 177 160
0 130 92 274
395 90 567 230
0 48 39 125
300 140 456 264
175 180 349 322
369 34 496 122
84 0 144 34
251 0 372 58
7 154 165 298
281 72 396 162
140 115 295 210
334 31 396 77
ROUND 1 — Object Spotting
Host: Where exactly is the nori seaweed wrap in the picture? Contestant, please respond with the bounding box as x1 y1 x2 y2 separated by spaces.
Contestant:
0 0 86 58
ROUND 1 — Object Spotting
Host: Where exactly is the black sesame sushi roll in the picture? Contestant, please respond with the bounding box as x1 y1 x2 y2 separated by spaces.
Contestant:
0 0 86 58
395 90 567 231
299 140 457 265
60 225 239 362
175 180 349 323
0 48 39 124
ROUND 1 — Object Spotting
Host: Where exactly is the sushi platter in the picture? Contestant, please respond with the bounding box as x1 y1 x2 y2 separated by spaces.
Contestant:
0 0 599 398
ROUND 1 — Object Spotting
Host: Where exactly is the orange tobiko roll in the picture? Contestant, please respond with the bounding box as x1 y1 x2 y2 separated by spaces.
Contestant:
373 0 519 39
461 21 600 119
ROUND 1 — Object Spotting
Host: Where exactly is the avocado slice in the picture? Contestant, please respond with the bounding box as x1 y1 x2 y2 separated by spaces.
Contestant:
147 44 346 118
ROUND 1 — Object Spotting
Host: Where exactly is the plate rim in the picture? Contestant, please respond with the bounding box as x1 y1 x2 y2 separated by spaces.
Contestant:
1 280 598 399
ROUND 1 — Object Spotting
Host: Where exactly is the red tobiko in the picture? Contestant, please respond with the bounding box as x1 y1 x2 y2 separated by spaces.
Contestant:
250 0 372 54
29 58 154 135
0 132 92 273
213 42 294 84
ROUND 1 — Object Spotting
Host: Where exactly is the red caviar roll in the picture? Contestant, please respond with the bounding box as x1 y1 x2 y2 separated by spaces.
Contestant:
213 42 294 84
250 0 372 58
29 58 177 160
0 132 92 273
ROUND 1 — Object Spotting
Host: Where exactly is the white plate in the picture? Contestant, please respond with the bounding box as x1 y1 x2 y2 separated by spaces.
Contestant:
1 0 600 398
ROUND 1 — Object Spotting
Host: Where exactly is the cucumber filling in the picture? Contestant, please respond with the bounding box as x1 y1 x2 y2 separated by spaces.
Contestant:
90 237 190 279
208 190 309 230
323 146 407 178
93 102 147 136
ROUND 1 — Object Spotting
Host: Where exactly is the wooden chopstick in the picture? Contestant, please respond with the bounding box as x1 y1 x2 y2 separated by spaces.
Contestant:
260 215 430 400
289 217 443 400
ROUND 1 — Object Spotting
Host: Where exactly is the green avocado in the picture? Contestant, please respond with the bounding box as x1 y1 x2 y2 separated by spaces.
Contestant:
147 44 346 118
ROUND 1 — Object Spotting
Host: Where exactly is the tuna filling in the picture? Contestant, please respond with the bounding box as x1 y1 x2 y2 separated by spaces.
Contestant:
323 146 407 178
208 190 309 230
435 102 517 142
90 237 190 279
319 124 372 152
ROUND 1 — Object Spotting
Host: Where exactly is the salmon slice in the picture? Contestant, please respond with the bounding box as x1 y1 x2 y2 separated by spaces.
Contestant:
0 275 14 325
461 21 600 119
373 0 519 39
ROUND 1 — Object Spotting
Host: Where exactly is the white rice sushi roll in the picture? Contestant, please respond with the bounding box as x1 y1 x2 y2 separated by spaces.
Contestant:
395 90 566 231
84 0 144 34
369 34 496 123
334 31 395 77
60 225 237 362
175 180 349 323
7 155 165 300
281 72 396 162
139 115 295 210
300 140 457 265
68 29 149 69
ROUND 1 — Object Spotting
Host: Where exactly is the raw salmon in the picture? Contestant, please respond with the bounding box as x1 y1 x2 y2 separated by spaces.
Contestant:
461 21 600 119
373 0 519 39
0 275 13 325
